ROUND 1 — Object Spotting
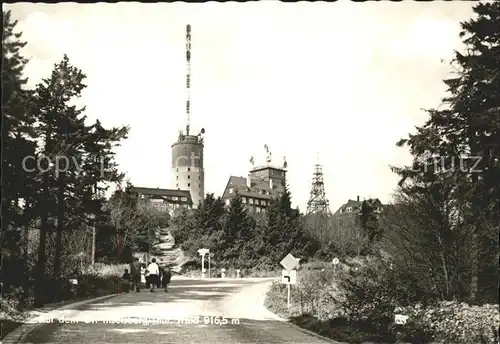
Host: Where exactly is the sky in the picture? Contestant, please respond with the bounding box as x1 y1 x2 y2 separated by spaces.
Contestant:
6 2 478 212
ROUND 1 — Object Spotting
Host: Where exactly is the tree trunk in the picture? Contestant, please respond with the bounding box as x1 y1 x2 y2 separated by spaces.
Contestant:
34 172 49 308
53 172 65 279
21 224 29 307
467 126 480 303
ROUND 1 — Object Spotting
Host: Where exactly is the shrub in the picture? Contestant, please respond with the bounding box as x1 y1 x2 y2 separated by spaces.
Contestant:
264 281 291 317
399 301 500 343
76 273 120 297
334 258 400 330
85 263 127 278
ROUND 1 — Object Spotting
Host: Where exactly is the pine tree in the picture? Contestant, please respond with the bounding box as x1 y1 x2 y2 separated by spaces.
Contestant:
393 2 500 303
195 193 225 234
359 201 381 244
1 10 37 298
221 194 253 264
263 185 311 265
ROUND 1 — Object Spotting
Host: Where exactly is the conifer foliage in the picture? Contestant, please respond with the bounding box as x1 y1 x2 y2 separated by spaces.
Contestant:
388 2 499 304
1 10 129 307
172 186 316 271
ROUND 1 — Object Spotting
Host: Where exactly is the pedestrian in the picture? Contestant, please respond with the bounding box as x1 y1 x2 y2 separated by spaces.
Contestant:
157 265 162 288
145 261 151 289
147 258 160 292
162 266 172 292
129 258 141 292
121 269 131 293
140 264 146 286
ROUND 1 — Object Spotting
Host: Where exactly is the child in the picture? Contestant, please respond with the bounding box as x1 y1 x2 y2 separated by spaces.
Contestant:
162 266 172 292
121 269 131 293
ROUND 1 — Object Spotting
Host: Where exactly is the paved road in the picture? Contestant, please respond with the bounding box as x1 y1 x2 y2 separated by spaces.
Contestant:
16 278 334 344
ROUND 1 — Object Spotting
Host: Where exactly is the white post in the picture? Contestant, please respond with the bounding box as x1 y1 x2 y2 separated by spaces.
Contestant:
221 268 226 278
287 283 291 308
91 215 96 266
236 269 240 278
208 254 211 278
333 265 336 274
201 254 205 278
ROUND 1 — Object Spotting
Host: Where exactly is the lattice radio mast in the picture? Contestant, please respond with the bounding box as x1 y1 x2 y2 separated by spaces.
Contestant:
185 24 192 135
306 156 331 215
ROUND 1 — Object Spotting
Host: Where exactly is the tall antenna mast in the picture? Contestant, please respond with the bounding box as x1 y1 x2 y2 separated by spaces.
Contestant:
185 24 192 135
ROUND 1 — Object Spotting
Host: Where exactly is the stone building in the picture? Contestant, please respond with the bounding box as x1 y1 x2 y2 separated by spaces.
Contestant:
221 165 286 214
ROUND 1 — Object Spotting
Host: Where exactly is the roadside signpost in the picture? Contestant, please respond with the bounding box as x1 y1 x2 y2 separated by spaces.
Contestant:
281 269 297 284
332 257 339 273
280 253 299 271
280 253 299 308
198 248 209 278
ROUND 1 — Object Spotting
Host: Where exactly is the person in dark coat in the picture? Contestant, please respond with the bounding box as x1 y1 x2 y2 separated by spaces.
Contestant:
129 258 141 292
162 266 172 292
121 269 131 292
145 261 151 289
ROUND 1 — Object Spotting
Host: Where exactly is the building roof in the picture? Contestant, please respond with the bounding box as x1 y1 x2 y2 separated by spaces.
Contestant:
250 165 287 173
333 198 383 215
130 187 192 204
222 176 283 200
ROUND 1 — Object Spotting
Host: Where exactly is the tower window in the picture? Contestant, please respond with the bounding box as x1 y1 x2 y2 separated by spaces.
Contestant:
188 183 190 187
176 183 179 188
198 176 200 180
188 175 190 179
198 184 201 188
177 168 179 172
188 167 191 172
176 176 179 180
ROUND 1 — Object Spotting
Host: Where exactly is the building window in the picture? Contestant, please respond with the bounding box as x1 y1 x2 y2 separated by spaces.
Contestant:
188 183 190 187
188 175 190 179
249 198 254 204
347 207 352 212
226 199 230 205
261 200 266 206
188 167 191 171
229 188 233 194
176 184 179 188
242 197 246 203
177 168 179 172
198 184 201 188
181 197 187 201
198 176 200 180
256 207 261 213
176 176 179 180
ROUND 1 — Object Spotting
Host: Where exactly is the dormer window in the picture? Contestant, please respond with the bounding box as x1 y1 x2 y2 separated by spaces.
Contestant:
347 207 352 212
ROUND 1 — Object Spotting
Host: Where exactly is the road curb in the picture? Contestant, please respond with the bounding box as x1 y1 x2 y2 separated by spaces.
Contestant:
2 293 120 344
260 283 344 344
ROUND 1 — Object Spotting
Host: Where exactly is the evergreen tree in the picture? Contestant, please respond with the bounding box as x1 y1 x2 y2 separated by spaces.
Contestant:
393 2 499 303
221 194 254 265
30 55 129 282
262 185 311 265
359 201 381 244
1 10 37 297
194 193 225 234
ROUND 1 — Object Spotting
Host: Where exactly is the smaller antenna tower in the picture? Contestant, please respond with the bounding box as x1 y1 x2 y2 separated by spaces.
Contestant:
185 24 192 135
306 157 331 215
